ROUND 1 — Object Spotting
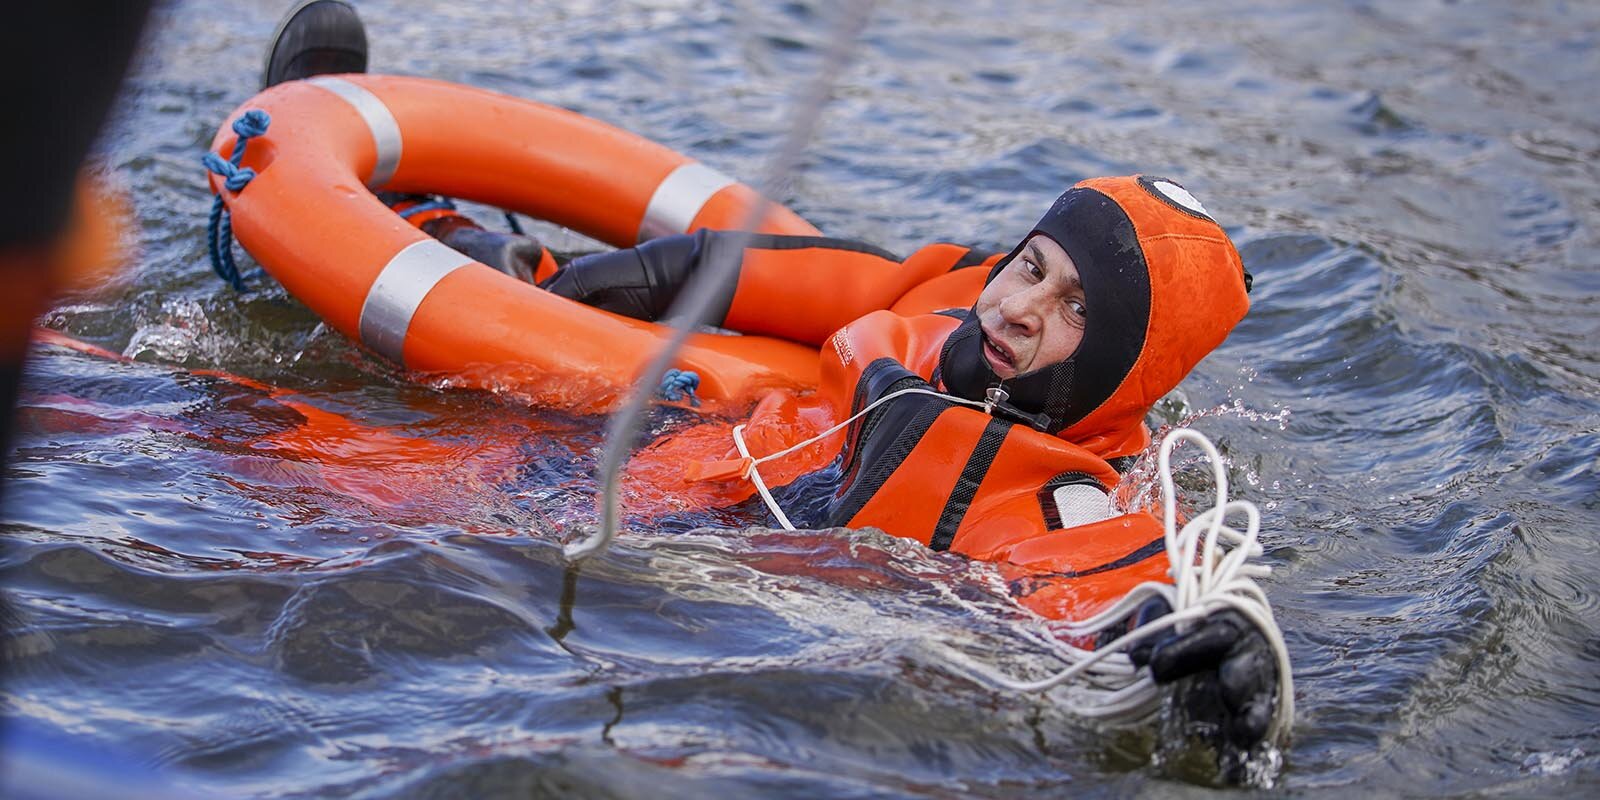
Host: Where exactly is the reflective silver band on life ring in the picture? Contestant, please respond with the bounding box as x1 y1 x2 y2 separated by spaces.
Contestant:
359 239 474 364
308 77 402 189
637 161 736 242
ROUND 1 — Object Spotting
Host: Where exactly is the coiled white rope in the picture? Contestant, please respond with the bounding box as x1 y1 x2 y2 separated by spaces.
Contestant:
931 428 1295 743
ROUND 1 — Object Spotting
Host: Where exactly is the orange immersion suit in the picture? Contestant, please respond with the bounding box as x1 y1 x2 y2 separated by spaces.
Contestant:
603 176 1253 620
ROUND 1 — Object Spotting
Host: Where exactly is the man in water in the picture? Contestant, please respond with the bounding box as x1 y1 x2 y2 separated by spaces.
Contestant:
265 0 1280 762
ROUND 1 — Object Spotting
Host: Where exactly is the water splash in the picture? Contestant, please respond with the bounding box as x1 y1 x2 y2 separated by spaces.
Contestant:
122 296 214 363
1117 392 1293 516
1521 747 1587 776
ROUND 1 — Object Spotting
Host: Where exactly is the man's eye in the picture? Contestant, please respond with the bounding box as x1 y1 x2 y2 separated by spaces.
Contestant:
1026 261 1043 280
1067 300 1087 318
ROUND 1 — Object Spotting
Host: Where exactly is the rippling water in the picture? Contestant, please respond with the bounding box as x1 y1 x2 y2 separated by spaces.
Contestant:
5 0 1599 796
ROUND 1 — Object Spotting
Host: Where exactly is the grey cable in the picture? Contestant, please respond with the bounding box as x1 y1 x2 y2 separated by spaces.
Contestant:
566 0 877 561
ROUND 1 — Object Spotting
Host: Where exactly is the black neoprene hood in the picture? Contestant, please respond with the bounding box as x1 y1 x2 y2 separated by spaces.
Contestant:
938 186 1152 434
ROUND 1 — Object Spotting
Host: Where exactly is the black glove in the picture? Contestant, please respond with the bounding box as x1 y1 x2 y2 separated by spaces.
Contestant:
433 225 541 284
1128 596 1279 754
540 231 709 321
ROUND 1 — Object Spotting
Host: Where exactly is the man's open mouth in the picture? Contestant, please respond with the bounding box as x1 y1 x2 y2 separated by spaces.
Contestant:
981 330 1017 375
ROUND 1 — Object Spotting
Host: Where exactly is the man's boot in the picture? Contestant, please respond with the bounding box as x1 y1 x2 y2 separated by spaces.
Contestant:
262 0 368 89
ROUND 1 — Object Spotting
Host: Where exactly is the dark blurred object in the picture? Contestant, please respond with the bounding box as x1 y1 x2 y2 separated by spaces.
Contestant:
0 1 153 465
0 2 155 793
0 3 150 250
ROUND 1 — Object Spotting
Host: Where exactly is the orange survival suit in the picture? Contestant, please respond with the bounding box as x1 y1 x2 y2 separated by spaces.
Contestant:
556 175 1252 619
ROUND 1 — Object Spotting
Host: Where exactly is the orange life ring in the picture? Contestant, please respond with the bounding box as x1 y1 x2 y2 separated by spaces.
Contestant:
207 74 823 412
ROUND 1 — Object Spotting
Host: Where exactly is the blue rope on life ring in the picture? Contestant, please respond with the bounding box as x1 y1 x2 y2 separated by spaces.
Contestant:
201 109 271 291
658 369 701 406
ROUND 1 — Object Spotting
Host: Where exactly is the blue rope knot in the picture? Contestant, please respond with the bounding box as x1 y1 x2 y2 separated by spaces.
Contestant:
659 369 701 406
201 109 271 291
202 152 257 192
231 108 270 139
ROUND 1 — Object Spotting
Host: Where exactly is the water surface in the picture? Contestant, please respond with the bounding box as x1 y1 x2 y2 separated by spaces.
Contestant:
6 0 1600 796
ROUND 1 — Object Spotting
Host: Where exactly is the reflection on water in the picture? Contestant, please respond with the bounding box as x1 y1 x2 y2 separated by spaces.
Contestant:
6 0 1600 796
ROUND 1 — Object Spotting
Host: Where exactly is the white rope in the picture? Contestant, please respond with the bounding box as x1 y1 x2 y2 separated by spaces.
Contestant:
930 428 1295 743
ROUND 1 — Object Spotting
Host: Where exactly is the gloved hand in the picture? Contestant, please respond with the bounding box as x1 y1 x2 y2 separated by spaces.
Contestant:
434 225 541 284
539 231 714 322
539 247 661 320
1128 596 1279 753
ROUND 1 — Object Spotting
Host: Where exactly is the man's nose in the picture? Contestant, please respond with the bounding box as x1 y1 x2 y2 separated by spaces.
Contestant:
999 284 1047 334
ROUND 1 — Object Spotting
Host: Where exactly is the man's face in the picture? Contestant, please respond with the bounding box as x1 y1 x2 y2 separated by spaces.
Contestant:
973 234 1087 379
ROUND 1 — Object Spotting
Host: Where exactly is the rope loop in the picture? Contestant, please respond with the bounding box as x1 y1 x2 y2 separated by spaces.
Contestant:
201 109 271 291
658 369 701 406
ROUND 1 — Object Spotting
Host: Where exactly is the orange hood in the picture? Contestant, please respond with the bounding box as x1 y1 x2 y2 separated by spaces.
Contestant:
937 175 1251 457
